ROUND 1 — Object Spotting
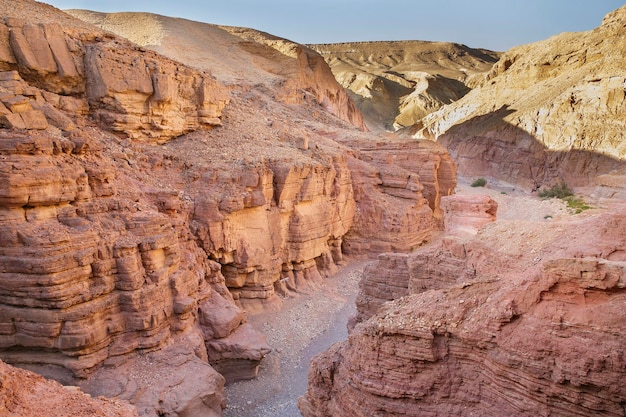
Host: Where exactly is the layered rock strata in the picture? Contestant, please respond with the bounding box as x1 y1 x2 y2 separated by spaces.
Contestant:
0 15 229 142
0 121 266 414
189 153 356 312
301 203 626 417
441 194 498 235
354 194 497 325
413 6 626 189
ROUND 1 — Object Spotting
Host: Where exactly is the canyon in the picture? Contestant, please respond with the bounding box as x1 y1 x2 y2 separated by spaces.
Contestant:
0 1 624 417
300 5 626 417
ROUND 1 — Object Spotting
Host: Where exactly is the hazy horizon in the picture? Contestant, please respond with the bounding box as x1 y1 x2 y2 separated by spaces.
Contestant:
43 0 625 51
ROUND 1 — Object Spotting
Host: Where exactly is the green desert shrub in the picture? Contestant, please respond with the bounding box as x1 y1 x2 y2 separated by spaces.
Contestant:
538 182 591 214
538 182 573 199
471 178 487 187
563 196 592 214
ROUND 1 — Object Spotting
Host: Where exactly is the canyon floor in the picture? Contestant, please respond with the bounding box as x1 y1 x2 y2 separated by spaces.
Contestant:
222 180 576 417
223 259 370 417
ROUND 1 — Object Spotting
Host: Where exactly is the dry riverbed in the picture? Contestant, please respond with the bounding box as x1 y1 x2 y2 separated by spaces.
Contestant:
223 260 371 417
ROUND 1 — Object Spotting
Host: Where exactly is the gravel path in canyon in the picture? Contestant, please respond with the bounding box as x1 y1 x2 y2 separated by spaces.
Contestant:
223 181 576 417
223 259 371 417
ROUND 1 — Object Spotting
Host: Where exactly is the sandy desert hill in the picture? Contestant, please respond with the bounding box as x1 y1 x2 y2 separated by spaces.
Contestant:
310 41 500 131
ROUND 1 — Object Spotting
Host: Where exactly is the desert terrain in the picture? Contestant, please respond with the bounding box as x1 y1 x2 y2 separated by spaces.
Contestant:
311 41 499 131
0 1 625 417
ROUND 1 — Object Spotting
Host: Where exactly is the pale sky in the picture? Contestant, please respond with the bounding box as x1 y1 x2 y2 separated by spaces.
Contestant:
43 0 624 51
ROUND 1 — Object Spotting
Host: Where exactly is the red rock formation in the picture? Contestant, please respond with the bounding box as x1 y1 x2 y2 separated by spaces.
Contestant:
288 45 368 131
0 4 262 413
441 194 498 235
0 359 138 417
0 2 457 416
79 339 226 417
190 154 357 312
301 203 626 417
353 195 497 323
0 122 266 414
339 135 457 252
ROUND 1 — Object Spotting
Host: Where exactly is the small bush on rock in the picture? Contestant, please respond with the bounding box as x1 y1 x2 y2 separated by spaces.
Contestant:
538 182 573 199
471 178 487 187
564 196 592 214
538 182 591 214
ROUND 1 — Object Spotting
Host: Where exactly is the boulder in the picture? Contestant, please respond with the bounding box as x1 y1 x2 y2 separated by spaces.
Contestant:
0 359 138 417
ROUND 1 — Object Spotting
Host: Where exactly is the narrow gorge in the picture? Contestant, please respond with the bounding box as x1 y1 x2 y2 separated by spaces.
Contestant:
0 1 625 417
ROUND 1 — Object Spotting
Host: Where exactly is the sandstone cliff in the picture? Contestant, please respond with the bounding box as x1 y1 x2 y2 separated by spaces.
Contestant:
311 41 499 131
412 6 626 190
301 196 626 416
0 8 229 142
353 194 497 325
0 1 456 416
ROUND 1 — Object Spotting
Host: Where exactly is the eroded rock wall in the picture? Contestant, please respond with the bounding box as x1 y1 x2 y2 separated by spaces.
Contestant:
0 125 245 415
354 194 497 326
191 155 356 312
340 136 457 253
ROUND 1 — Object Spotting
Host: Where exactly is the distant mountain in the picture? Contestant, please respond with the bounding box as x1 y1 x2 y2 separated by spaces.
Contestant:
310 41 499 131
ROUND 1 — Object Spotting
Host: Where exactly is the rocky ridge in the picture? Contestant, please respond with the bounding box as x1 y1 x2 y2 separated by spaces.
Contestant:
0 1 456 416
66 10 367 132
412 6 626 189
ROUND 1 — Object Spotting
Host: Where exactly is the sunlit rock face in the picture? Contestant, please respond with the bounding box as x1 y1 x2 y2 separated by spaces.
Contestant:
412 6 626 189
0 17 229 142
